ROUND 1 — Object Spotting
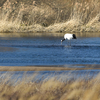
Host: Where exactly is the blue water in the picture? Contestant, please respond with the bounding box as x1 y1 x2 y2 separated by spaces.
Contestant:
0 36 100 66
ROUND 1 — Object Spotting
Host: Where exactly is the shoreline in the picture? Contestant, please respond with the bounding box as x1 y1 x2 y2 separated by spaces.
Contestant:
0 32 100 38
0 65 100 71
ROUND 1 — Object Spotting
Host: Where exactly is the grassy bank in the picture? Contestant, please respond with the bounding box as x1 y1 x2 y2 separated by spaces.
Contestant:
0 0 100 33
0 71 100 100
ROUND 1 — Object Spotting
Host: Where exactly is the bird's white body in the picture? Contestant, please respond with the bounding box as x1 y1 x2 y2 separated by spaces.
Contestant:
61 33 77 46
64 34 73 40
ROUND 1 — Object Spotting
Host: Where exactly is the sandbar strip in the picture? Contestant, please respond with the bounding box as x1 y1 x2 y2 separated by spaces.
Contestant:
0 66 100 71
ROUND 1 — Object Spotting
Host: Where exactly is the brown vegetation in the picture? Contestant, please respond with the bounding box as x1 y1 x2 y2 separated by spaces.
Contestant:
0 0 100 33
0 71 100 100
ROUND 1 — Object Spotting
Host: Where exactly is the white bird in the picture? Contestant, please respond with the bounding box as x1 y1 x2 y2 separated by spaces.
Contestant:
61 33 77 46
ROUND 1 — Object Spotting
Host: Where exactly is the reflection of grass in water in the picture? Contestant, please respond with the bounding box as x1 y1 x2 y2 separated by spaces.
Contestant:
0 47 17 52
0 32 100 38
0 71 100 100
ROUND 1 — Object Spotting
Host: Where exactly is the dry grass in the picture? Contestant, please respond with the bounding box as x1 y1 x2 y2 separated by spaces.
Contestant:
0 0 100 33
0 71 100 100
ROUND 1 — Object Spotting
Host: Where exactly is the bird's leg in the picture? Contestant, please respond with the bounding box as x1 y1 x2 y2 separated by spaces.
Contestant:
70 40 71 46
67 40 71 46
67 40 69 46
67 40 70 46
68 40 69 46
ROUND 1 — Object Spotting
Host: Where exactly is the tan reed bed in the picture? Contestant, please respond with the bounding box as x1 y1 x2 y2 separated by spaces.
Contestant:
0 0 100 33
0 70 100 100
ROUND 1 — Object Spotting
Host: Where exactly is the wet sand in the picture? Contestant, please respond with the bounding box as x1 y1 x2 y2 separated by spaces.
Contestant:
0 65 100 71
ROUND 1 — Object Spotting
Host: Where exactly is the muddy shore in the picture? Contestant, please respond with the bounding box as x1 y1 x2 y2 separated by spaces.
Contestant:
0 64 100 71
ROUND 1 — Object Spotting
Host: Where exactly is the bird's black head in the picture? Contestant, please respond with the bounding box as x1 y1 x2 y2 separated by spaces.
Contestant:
73 34 77 39
61 38 65 42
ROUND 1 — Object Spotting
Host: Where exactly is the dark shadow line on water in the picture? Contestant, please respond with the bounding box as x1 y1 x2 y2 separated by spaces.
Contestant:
0 44 100 48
